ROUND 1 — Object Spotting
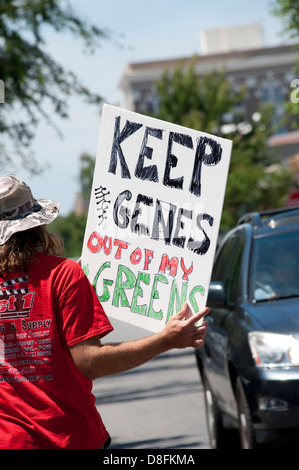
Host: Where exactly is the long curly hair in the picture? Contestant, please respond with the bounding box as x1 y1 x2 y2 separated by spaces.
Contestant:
0 225 64 276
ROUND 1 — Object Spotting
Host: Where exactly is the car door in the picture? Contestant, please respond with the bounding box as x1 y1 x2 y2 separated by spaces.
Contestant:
204 230 245 414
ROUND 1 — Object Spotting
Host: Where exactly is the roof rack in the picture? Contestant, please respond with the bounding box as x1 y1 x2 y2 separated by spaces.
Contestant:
237 207 299 227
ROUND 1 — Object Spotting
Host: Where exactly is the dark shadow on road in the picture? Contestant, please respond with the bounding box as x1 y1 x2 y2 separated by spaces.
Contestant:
95 378 203 405
93 348 209 450
109 435 206 449
93 350 203 405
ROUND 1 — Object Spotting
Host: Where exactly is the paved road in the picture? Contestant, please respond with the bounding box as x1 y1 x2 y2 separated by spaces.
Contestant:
92 319 210 450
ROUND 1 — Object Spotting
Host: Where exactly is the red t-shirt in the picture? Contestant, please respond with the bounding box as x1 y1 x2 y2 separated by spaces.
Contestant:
0 252 113 449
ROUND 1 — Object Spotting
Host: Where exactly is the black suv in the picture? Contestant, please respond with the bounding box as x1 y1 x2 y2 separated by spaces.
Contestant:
196 207 299 449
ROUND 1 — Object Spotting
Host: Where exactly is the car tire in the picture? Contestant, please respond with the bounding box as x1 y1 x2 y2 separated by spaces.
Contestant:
202 371 238 449
235 376 256 449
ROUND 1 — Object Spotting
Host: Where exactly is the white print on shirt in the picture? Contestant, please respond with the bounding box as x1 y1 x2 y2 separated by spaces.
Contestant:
0 276 53 383
0 276 35 319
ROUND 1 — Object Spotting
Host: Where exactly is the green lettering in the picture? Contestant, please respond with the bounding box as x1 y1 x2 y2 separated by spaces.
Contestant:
131 272 150 315
147 274 168 320
112 265 136 308
166 279 188 323
189 285 205 313
93 261 113 301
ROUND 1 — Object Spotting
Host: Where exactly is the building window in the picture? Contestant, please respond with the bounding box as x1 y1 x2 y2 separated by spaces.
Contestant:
260 78 286 133
261 79 284 105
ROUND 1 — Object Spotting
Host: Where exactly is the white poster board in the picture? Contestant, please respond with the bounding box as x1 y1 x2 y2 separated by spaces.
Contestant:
81 104 232 333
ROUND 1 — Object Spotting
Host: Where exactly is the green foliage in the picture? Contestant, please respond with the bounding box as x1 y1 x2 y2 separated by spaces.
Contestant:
272 0 299 40
271 0 299 125
77 153 96 200
156 58 245 132
48 152 95 258
0 0 109 172
221 104 291 229
155 61 293 231
49 211 87 258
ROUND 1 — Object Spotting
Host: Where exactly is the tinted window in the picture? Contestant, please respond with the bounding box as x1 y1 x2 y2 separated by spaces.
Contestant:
212 237 236 282
212 233 245 305
251 231 299 301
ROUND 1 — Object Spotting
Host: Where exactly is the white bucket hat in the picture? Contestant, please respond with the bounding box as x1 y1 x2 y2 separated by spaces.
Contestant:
0 175 60 245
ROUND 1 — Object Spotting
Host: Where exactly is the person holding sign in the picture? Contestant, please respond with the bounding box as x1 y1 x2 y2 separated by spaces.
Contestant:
0 174 209 449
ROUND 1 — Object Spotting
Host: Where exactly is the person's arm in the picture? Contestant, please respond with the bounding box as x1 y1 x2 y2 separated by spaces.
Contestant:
69 303 209 381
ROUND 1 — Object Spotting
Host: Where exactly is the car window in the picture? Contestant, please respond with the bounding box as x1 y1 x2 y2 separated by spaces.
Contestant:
212 237 236 282
251 230 299 301
212 232 245 305
225 237 244 305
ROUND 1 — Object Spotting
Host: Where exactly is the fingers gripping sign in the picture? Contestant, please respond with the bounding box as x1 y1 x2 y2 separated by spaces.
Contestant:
162 302 210 350
182 303 210 348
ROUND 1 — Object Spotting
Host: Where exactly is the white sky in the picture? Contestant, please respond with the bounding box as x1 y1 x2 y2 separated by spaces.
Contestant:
8 0 288 215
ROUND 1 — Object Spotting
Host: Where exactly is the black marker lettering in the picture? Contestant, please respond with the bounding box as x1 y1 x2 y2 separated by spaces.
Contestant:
172 207 193 249
113 190 132 228
163 132 193 190
135 127 163 182
187 213 214 255
131 193 153 236
190 136 222 197
109 116 143 178
151 199 177 245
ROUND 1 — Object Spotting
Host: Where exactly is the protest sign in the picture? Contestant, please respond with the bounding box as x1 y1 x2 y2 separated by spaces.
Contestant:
81 104 232 332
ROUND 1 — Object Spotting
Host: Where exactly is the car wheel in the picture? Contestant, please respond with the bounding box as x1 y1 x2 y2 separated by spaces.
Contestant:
202 372 238 449
235 376 256 449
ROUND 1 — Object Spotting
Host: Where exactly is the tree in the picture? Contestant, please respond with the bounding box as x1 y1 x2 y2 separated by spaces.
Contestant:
272 0 299 41
77 152 96 203
156 58 245 132
155 61 292 231
49 152 95 257
49 211 87 258
0 0 110 172
221 108 292 228
272 0 299 122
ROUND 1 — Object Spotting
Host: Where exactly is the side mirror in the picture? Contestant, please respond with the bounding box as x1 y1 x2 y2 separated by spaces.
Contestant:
207 281 227 308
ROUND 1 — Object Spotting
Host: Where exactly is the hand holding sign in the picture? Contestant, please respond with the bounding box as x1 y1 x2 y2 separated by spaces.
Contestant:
159 303 210 350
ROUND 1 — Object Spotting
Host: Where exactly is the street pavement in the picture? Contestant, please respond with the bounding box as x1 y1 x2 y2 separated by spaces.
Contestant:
92 318 210 450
